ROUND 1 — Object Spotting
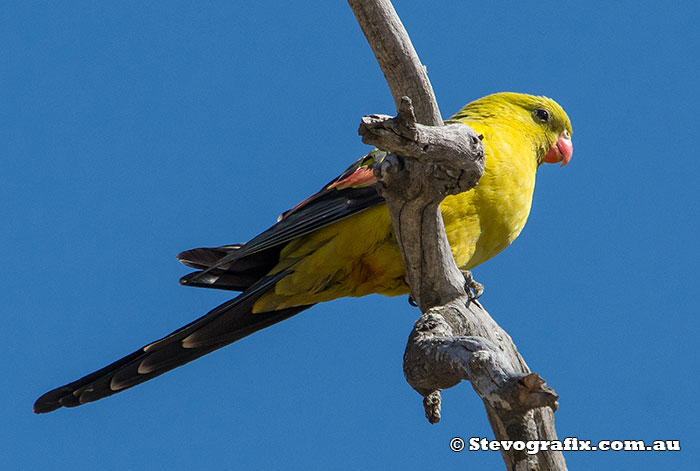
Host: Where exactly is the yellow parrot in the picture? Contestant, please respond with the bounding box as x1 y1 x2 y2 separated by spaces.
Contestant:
34 92 573 413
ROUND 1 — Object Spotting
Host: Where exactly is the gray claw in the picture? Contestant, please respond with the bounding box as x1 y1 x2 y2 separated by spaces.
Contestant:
461 270 484 302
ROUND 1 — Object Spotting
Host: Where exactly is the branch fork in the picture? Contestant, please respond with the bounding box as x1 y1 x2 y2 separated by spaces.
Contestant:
360 97 484 201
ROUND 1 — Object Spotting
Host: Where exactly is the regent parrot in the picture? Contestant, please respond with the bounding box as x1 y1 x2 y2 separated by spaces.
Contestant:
34 92 573 413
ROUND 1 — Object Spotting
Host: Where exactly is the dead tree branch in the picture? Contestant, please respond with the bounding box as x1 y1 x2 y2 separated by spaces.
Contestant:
348 0 441 126
348 1 567 470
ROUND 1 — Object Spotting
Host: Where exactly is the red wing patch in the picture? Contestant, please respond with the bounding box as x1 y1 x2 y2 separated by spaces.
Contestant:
277 154 381 223
326 167 376 190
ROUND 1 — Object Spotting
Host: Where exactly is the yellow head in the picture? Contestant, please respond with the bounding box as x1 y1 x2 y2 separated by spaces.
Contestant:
451 92 573 167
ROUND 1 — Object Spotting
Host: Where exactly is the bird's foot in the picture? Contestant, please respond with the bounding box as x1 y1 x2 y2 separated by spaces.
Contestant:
408 295 419 307
461 270 484 304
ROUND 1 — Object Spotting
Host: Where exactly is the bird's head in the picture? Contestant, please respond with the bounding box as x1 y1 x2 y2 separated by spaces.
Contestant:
451 92 573 167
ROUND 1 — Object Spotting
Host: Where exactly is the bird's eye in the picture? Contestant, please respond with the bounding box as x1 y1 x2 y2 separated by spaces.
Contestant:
534 108 550 123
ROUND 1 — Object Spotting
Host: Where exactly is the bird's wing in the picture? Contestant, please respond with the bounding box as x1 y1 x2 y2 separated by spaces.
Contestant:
178 150 387 290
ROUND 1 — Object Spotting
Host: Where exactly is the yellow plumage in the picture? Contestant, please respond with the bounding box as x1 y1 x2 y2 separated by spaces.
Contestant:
254 92 573 312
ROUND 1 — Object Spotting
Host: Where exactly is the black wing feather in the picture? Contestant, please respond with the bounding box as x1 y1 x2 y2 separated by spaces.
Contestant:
180 152 386 290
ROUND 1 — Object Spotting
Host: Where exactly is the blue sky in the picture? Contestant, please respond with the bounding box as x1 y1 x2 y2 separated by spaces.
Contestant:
3 1 698 469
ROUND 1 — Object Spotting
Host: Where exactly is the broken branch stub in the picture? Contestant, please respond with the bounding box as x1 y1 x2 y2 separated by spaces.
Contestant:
403 309 559 425
359 97 484 203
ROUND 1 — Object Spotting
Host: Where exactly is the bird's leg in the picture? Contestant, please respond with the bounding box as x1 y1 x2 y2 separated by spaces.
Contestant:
408 273 482 306
461 270 484 303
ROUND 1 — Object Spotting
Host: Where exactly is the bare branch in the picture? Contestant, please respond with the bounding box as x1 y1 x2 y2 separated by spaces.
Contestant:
348 0 441 126
347 2 567 470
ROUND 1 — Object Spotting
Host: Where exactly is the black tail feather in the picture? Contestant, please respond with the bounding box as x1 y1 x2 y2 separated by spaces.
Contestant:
177 244 284 292
34 277 314 413
178 270 258 292
177 245 243 270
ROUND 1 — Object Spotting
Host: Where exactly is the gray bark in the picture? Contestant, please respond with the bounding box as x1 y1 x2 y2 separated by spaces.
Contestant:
348 1 567 470
348 0 441 126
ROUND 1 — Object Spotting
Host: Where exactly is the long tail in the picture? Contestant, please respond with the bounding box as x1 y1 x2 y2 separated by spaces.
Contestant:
34 157 387 414
34 272 313 414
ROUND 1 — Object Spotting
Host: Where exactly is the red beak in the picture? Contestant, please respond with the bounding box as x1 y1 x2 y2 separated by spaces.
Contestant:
543 130 573 167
